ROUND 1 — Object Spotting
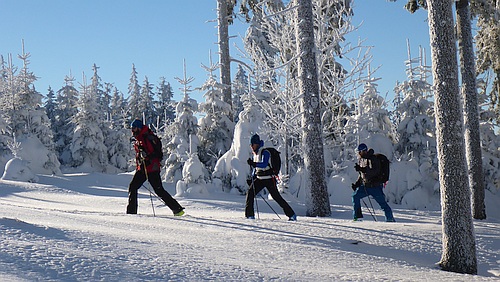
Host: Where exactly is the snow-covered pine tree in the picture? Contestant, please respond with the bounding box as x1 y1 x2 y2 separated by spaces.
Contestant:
127 64 142 121
102 82 113 122
427 0 477 274
138 76 155 126
55 74 79 165
164 62 199 182
70 73 108 172
155 77 175 126
89 64 106 117
6 46 61 174
110 86 128 129
106 86 133 171
197 52 234 174
392 43 438 206
44 86 57 128
343 71 395 160
232 64 248 123
0 55 11 162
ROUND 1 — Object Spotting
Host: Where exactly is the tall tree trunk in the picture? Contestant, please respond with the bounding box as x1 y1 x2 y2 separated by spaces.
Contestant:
456 0 487 220
427 0 477 274
295 0 331 217
217 0 233 118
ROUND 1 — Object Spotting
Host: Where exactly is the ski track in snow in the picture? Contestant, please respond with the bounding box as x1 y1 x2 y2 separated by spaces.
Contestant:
0 174 499 281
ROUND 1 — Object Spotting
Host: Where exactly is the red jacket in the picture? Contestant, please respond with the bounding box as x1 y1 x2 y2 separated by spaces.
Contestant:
134 125 161 173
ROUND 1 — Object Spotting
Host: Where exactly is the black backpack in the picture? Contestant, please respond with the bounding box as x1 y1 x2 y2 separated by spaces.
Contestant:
145 130 163 161
264 147 281 176
374 153 390 183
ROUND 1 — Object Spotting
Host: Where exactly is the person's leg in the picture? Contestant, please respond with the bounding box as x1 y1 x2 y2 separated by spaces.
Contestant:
265 178 295 218
127 171 146 214
245 179 264 218
352 186 368 219
369 186 395 221
147 172 184 213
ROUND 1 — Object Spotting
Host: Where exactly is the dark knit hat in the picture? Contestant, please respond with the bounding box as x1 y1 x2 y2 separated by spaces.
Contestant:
131 119 144 129
357 143 368 152
250 134 261 145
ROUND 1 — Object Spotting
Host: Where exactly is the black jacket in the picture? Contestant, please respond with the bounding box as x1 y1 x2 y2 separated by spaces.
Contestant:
355 149 382 188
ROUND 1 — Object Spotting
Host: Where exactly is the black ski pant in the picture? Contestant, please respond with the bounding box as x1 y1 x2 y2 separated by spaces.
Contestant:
127 170 183 214
245 177 295 218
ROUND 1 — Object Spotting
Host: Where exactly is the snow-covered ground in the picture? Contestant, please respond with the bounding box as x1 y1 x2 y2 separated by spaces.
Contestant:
0 172 499 281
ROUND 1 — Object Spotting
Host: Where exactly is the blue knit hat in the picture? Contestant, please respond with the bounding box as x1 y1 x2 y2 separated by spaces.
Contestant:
131 119 143 129
357 143 368 152
250 134 261 145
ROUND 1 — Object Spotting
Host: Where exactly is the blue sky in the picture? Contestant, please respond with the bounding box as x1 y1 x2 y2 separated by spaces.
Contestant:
1 0 430 103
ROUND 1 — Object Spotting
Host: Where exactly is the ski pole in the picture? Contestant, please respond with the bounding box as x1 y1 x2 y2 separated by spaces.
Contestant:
361 198 376 221
250 169 260 220
142 158 156 217
362 186 377 221
259 193 281 219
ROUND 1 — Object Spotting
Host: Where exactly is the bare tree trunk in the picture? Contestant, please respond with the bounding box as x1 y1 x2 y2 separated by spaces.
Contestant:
427 0 477 274
456 0 487 220
217 0 233 118
295 0 331 217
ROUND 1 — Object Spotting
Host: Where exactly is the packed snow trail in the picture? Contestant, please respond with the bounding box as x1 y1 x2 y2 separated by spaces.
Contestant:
0 173 499 281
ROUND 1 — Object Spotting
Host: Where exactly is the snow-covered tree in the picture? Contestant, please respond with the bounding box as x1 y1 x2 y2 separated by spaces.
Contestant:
471 0 500 121
391 44 438 206
212 87 268 193
295 0 330 217
217 0 236 112
456 0 486 219
102 82 113 122
197 53 234 174
0 46 61 175
393 44 435 161
427 0 477 274
55 74 79 165
138 76 155 126
70 73 108 172
110 87 128 129
44 86 57 127
164 62 199 182
105 127 133 172
155 77 175 126
127 64 142 120
343 74 395 161
232 64 248 122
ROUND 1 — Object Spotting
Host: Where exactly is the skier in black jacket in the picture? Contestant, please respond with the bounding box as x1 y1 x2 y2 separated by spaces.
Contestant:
351 143 395 222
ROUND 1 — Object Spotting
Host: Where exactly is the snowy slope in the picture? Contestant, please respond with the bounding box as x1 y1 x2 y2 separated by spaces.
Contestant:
0 173 499 281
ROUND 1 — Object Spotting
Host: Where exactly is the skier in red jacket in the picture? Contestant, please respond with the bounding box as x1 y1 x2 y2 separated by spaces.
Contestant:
126 119 184 216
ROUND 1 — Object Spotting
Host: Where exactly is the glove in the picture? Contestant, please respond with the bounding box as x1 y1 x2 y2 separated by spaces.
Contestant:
139 150 148 160
247 158 256 167
354 164 366 172
351 183 358 191
246 179 252 186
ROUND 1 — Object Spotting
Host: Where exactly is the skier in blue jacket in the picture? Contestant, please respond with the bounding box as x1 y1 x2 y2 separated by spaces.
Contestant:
245 134 296 221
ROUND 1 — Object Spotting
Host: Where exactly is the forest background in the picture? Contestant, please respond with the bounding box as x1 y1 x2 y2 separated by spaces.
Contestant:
1 1 499 220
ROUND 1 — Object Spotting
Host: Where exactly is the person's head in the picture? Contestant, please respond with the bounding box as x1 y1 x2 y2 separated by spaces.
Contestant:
357 143 368 157
131 119 143 135
250 134 262 152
